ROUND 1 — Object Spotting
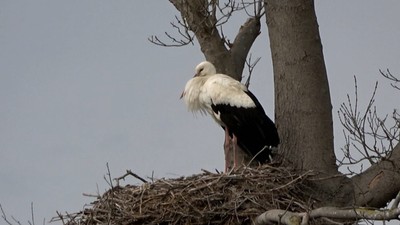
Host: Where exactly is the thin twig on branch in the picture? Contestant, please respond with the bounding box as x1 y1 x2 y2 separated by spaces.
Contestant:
0 204 15 225
244 54 261 88
148 15 194 47
380 69 400 90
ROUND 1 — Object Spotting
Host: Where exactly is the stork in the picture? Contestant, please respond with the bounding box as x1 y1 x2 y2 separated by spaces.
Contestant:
181 61 279 171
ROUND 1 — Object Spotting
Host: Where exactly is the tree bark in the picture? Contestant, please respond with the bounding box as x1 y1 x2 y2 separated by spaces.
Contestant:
256 207 400 225
352 142 400 207
264 0 337 174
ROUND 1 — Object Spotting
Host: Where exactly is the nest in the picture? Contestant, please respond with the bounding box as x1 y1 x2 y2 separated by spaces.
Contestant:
57 165 314 225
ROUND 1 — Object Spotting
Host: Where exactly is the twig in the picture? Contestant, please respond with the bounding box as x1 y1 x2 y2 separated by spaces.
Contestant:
30 202 35 225
244 54 261 88
270 171 313 191
380 69 400 90
114 170 148 185
82 193 101 198
103 162 114 188
338 76 399 173
0 204 14 225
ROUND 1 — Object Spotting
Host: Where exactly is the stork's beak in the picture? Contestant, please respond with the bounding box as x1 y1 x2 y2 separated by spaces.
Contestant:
193 73 199 77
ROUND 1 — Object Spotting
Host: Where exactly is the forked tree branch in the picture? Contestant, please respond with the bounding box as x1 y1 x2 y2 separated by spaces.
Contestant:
163 0 262 80
351 141 400 207
244 54 261 88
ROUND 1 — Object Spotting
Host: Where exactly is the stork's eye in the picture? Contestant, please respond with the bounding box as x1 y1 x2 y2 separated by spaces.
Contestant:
199 68 204 72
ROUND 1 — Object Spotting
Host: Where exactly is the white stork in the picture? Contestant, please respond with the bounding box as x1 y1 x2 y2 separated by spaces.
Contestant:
181 61 280 171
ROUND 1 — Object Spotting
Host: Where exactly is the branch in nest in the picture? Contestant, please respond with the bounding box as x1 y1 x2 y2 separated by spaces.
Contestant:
114 170 148 186
255 206 400 225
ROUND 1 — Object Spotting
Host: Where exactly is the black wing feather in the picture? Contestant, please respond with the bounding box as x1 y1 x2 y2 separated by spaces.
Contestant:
211 91 279 163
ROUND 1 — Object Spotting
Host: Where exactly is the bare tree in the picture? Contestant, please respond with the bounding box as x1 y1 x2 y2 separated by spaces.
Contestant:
158 0 400 224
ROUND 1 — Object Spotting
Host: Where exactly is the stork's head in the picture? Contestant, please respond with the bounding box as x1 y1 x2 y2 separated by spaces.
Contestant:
194 61 216 77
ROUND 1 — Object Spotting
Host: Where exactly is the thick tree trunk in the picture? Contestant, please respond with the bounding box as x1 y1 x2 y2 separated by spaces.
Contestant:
263 0 357 208
264 0 337 174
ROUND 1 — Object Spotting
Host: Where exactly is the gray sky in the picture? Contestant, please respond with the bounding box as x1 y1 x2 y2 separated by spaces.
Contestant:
1 1 399 224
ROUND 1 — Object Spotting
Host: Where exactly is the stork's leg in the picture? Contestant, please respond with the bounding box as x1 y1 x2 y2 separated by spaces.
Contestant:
232 134 238 169
223 128 232 172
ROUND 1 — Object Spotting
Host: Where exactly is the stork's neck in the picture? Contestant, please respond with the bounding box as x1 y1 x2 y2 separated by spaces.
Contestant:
183 75 209 114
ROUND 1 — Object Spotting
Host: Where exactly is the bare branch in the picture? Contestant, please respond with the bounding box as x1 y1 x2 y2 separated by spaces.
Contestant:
148 15 194 47
0 204 42 225
242 0 264 18
30 203 35 225
0 204 14 225
244 54 261 88
214 1 241 27
256 206 400 225
380 69 400 90
337 76 399 172
103 162 114 188
256 209 302 225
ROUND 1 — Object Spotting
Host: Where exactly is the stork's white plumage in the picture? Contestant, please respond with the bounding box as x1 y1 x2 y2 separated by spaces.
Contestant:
181 61 279 171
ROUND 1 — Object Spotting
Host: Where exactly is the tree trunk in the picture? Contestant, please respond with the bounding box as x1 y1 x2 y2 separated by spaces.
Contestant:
263 0 358 208
264 0 337 174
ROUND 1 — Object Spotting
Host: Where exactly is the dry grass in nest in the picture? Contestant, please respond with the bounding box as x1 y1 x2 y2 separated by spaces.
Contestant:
55 165 314 225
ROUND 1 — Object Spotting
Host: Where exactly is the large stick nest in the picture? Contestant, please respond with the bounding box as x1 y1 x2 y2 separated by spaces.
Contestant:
57 165 314 225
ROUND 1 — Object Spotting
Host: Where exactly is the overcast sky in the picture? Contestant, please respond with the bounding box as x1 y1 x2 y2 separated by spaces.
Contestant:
1 1 399 224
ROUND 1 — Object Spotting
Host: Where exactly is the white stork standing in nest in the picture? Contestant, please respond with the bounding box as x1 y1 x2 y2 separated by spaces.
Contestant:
181 61 280 171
